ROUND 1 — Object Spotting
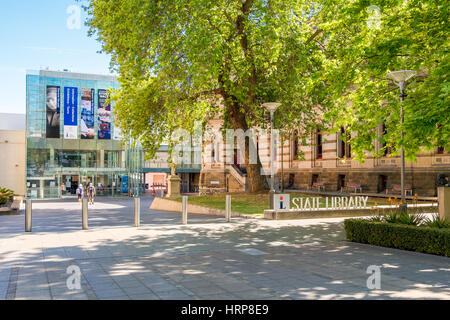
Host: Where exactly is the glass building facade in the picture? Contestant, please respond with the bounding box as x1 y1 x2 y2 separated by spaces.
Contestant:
26 70 143 199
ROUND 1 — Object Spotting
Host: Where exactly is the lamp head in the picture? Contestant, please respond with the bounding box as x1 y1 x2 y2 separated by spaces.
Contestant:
387 70 416 90
262 102 281 112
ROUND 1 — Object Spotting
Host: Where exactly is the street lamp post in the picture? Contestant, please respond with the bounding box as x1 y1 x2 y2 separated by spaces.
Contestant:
386 70 416 212
263 102 281 209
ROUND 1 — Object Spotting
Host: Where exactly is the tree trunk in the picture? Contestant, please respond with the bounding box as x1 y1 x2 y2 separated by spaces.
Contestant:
226 103 268 193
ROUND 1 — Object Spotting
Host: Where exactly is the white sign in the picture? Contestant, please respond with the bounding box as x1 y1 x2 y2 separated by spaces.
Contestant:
210 181 220 185
274 194 290 210
289 196 369 210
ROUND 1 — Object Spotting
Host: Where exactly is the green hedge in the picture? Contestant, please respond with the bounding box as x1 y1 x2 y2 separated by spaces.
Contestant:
344 219 450 257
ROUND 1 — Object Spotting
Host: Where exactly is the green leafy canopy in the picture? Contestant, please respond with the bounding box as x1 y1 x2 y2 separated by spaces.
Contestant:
86 0 328 160
312 0 449 161
86 0 448 163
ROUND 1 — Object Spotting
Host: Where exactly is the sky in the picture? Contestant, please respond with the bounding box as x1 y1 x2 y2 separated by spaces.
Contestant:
0 0 114 114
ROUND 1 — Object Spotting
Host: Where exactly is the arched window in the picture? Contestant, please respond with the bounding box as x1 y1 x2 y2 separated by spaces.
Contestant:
292 130 299 160
315 128 322 160
211 140 215 162
338 127 351 158
382 122 392 156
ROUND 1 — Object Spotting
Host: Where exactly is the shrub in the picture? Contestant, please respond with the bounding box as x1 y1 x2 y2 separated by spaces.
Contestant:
0 187 15 205
424 214 450 229
367 215 384 222
344 219 450 257
382 211 425 226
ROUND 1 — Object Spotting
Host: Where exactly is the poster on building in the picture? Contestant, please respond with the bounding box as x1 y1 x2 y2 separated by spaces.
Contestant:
63 87 78 139
98 89 111 139
46 86 60 138
121 176 128 193
80 88 95 139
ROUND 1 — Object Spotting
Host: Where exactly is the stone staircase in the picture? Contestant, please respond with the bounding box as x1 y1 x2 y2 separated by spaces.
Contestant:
227 164 248 192
198 163 249 194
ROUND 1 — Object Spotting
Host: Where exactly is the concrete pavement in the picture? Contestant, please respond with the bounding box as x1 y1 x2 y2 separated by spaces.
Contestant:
0 197 448 300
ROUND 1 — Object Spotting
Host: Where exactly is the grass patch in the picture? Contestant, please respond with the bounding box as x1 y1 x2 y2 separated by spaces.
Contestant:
168 192 382 216
169 193 269 216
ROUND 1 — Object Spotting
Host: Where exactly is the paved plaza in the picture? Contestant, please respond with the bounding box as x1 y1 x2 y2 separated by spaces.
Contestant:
0 197 449 300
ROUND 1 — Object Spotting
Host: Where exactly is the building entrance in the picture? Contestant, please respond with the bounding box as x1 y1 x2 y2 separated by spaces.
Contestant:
61 175 79 196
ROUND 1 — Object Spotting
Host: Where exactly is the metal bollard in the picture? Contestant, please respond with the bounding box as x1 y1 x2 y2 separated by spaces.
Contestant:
134 197 140 227
25 199 32 232
182 196 188 225
82 198 88 230
226 195 231 222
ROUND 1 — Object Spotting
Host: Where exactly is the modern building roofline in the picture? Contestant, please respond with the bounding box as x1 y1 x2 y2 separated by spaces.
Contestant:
26 69 117 82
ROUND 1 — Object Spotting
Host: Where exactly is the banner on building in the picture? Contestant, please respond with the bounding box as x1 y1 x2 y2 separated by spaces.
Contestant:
121 176 128 193
63 87 78 139
98 89 111 139
46 86 60 138
80 88 95 139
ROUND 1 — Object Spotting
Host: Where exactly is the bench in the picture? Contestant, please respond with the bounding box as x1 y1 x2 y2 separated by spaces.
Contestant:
387 184 413 196
311 182 325 191
341 183 362 193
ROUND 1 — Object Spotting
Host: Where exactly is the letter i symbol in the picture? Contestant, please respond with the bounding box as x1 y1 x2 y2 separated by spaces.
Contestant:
280 196 284 209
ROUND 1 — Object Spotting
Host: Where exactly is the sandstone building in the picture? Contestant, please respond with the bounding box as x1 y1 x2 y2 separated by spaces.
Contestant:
196 119 449 197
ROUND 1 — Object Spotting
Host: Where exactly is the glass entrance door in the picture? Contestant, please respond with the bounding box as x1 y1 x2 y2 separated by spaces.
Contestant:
61 175 79 196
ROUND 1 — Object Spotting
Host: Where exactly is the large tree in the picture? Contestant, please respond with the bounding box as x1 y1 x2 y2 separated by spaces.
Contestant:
86 0 327 192
308 0 449 161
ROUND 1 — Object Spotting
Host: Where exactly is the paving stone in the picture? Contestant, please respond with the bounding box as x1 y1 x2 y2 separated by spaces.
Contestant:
156 290 192 300
121 285 153 295
202 293 240 300
175 280 212 290
190 285 228 296
94 289 128 299
232 290 274 300
128 293 160 300
114 279 145 289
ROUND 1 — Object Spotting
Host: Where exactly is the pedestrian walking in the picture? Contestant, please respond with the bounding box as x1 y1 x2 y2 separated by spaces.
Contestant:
87 182 96 205
76 184 83 202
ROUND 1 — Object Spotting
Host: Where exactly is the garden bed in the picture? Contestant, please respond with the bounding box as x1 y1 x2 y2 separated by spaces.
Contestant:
344 219 450 257
166 193 385 216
